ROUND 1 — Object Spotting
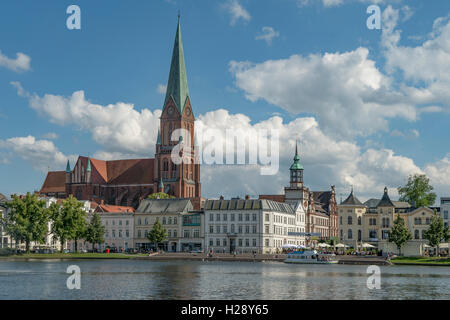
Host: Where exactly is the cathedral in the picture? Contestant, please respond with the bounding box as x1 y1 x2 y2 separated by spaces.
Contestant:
39 18 202 209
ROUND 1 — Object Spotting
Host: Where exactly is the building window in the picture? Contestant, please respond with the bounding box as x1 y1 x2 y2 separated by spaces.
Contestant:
422 229 426 239
173 230 177 237
168 217 172 225
209 239 213 246
238 225 243 234
348 216 352 225
245 239 249 247
252 225 257 234
238 214 243 221
216 214 220 222
358 230 361 241
415 229 419 239
339 216 342 225
184 230 190 238
223 239 227 247
216 226 220 234
252 239 256 247
382 230 389 240
138 230 141 238
340 229 343 240
223 214 227 221
238 239 243 247
162 217 166 225
216 239 220 246
369 230 377 239
252 214 257 221
231 224 235 233
358 216 362 225
245 214 250 221
210 214 214 221
209 226 214 233
174 217 177 224
144 218 148 225
223 225 228 233
194 229 200 238
347 229 352 239
168 230 172 237
265 239 269 247
265 214 270 222
265 225 269 234
444 211 449 219
245 226 250 234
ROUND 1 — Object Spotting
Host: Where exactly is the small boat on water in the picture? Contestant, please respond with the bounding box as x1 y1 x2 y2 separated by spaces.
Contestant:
284 250 338 264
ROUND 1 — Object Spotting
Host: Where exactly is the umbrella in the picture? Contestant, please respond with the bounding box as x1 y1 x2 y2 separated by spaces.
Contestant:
296 244 307 249
423 244 431 248
335 243 348 248
361 243 375 248
281 244 297 249
317 243 331 248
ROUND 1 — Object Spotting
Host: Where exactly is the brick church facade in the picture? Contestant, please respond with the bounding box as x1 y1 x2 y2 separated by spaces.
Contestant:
40 18 202 209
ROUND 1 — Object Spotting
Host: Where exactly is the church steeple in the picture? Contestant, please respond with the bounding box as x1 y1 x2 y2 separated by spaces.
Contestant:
290 140 304 188
164 15 190 114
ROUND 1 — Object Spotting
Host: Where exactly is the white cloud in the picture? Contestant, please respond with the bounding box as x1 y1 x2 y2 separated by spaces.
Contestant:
157 84 167 94
223 0 251 26
0 136 76 172
12 83 161 157
229 47 416 139
0 50 31 72
425 155 450 196
255 27 280 46
297 0 402 8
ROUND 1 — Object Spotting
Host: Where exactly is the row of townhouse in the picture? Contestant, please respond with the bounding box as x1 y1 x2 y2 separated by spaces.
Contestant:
66 196 307 254
338 187 449 256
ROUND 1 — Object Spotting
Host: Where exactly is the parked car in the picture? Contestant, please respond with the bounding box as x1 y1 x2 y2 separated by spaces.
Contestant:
190 248 203 253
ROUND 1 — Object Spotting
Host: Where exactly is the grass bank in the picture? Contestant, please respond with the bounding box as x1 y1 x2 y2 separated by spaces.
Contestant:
0 253 147 260
391 257 450 266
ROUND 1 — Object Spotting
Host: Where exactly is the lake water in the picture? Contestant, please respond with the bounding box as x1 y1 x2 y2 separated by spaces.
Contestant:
0 259 448 300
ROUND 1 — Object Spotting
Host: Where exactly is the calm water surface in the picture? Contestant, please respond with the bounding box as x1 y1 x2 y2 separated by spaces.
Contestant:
0 259 448 300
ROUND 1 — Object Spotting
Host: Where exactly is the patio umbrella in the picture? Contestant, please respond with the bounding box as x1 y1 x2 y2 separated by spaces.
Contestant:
335 243 348 248
361 243 375 248
317 243 331 248
296 244 307 249
281 244 298 249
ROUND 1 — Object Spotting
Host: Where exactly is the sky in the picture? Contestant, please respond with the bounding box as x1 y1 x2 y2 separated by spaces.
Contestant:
0 0 450 203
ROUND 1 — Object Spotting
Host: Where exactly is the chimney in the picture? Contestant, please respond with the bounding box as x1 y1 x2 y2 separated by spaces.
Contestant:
245 195 250 200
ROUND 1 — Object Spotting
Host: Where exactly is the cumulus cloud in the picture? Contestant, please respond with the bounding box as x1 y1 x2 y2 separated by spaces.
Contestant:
0 50 31 72
0 136 76 172
12 83 161 157
223 0 251 26
255 27 280 46
41 132 59 140
229 47 417 139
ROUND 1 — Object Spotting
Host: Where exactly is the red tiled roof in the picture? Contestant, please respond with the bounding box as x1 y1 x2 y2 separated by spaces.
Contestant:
96 204 135 213
78 156 154 185
259 194 286 202
40 171 66 194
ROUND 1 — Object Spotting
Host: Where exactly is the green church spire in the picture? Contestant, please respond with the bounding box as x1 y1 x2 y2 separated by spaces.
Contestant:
290 140 303 170
66 160 71 173
164 15 190 114
157 127 161 145
86 158 91 172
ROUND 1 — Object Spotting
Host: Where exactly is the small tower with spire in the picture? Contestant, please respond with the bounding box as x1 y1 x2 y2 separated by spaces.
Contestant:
86 158 92 183
65 160 71 184
289 140 304 188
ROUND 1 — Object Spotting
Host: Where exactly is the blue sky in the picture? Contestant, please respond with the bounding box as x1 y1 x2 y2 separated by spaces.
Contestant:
1 0 450 202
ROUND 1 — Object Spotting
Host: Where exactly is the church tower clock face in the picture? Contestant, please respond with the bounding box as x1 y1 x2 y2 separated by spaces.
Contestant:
168 106 174 115
186 108 191 116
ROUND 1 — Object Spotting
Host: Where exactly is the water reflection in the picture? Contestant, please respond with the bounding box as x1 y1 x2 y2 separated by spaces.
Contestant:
0 260 448 300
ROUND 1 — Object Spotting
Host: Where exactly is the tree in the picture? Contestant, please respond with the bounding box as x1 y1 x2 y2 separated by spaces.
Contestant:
424 210 446 256
147 219 167 251
388 216 412 256
51 195 87 253
398 174 436 208
444 225 450 257
147 192 175 199
86 213 105 252
0 193 49 253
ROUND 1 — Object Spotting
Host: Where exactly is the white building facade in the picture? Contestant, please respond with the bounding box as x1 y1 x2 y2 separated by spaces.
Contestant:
204 198 306 254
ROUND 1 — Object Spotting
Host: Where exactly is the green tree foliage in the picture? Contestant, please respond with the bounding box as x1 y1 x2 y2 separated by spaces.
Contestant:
147 219 167 249
0 193 49 253
388 216 412 255
50 195 87 253
398 174 436 207
424 210 446 255
86 213 105 251
147 192 175 199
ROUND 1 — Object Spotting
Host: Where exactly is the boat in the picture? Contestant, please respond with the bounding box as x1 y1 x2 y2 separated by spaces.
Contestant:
284 250 338 264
